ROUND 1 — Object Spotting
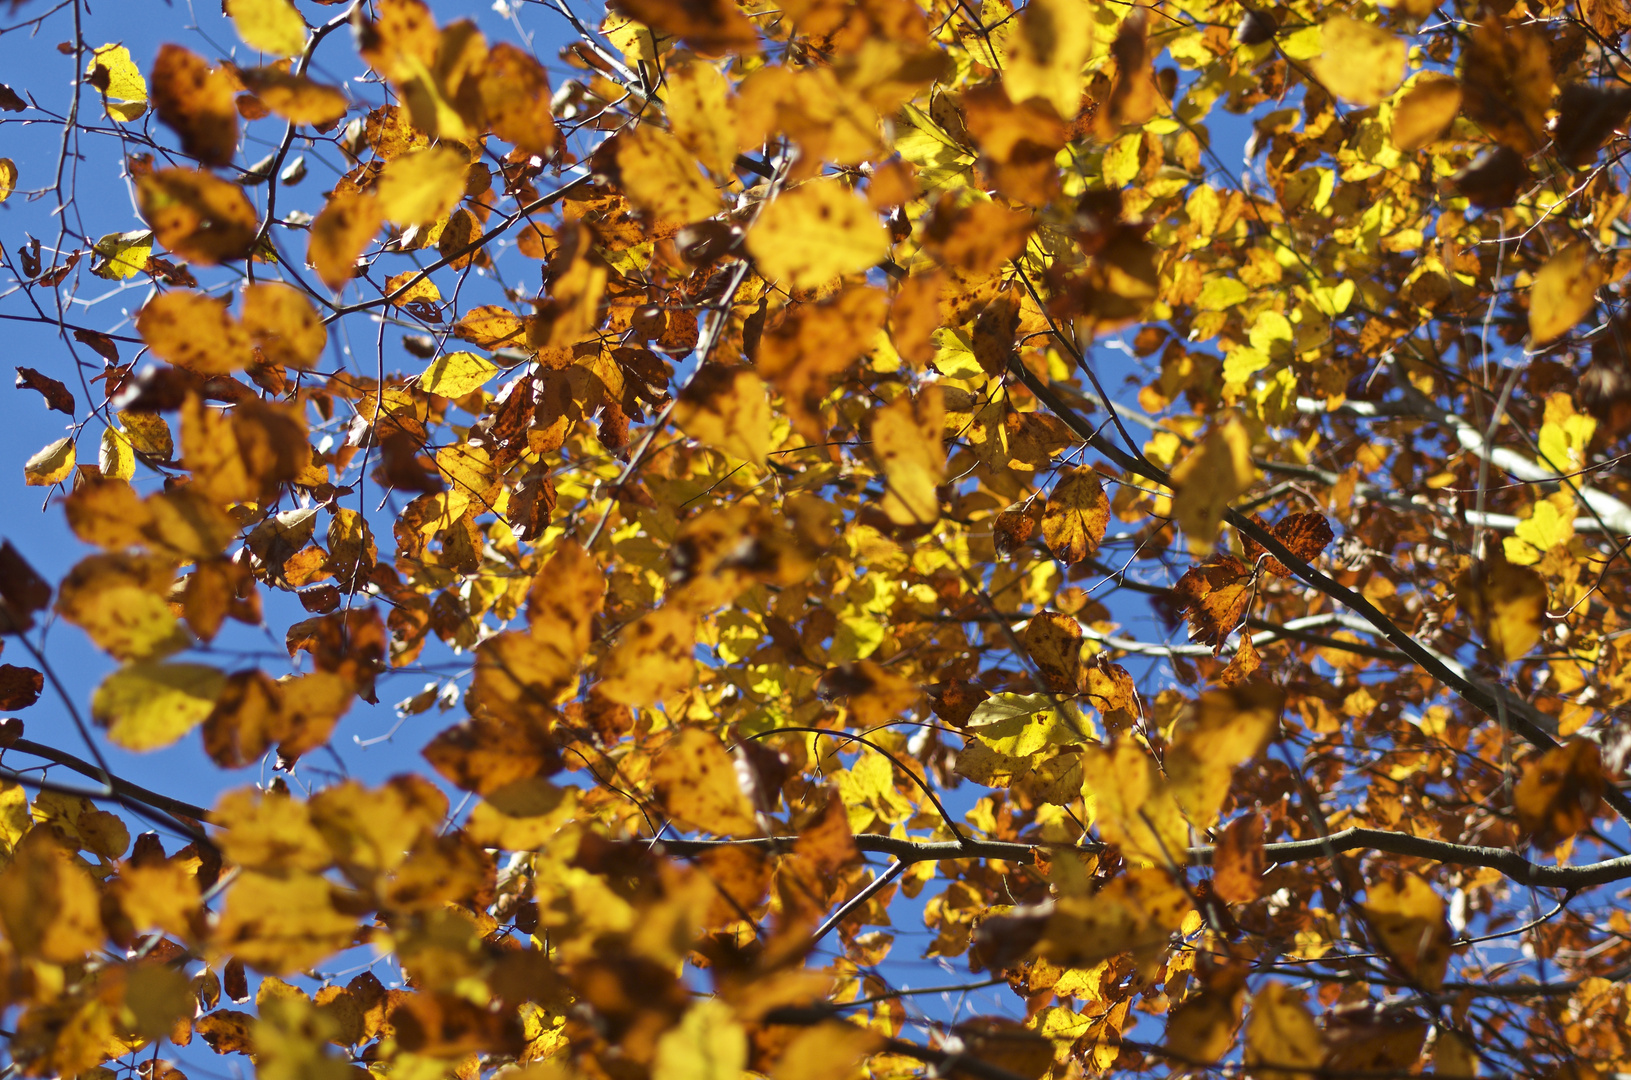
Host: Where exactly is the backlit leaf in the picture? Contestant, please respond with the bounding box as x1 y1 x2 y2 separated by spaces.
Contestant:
1312 17 1406 105
1530 242 1603 345
227 0 308 57
1041 467 1109 564
419 351 497 398
23 436 74 487
92 661 227 751
746 180 889 291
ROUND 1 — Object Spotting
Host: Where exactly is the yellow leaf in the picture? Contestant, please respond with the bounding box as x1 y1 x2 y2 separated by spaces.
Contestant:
746 180 889 291
772 1022 882 1080
871 386 944 526
673 364 773 464
88 44 148 122
1312 17 1406 105
1041 466 1109 564
617 125 720 224
1532 242 1604 346
1390 75 1462 151
242 282 327 370
115 860 201 940
1080 741 1189 867
1363 873 1452 990
651 728 760 837
653 1000 747 1080
214 787 333 873
666 61 737 176
384 270 442 307
1169 415 1258 554
24 436 74 487
0 831 103 962
1164 684 1285 831
1455 547 1548 661
478 43 557 157
137 291 253 375
376 145 469 227
597 606 697 706
136 167 259 265
1001 0 1095 121
227 0 307 56
1506 491 1575 564
0 158 15 202
1197 276 1250 311
91 230 152 280
92 661 226 751
1166 986 1243 1064
1538 392 1597 472
420 351 497 398
1245 983 1325 1080
56 552 188 661
98 428 136 482
307 188 382 289
238 67 349 126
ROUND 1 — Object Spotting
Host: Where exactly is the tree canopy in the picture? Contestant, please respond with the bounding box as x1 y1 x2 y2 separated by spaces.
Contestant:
0 0 1629 1077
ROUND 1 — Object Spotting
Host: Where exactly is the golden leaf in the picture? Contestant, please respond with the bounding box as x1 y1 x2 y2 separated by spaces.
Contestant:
871 386 944 526
651 728 759 837
55 552 187 661
1530 242 1603 345
617 125 720 225
227 0 308 56
88 44 147 121
0 831 103 962
419 351 497 398
307 188 382 289
1000 0 1094 121
237 67 349 126
241 282 327 370
746 180 889 290
1362 873 1452 991
1169 415 1257 554
597 606 698 706
673 364 773 463
215 870 358 974
376 144 470 227
0 158 14 202
1081 741 1188 867
666 61 737 176
137 291 253 374
1245 983 1325 1080
137 167 259 264
653 1000 747 1080
479 42 557 156
1311 17 1405 106
1390 75 1462 151
1455 547 1548 661
23 436 74 487
91 661 227 751
1164 684 1285 831
1514 738 1604 849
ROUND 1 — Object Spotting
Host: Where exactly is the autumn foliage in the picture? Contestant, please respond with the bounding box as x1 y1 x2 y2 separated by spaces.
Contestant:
5 0 1631 1077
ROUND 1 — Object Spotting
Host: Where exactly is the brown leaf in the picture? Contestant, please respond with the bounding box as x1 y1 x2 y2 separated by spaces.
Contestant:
0 664 43 709
1173 555 1255 653
14 367 74 414
1211 813 1265 904
151 45 238 167
1242 512 1334 577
